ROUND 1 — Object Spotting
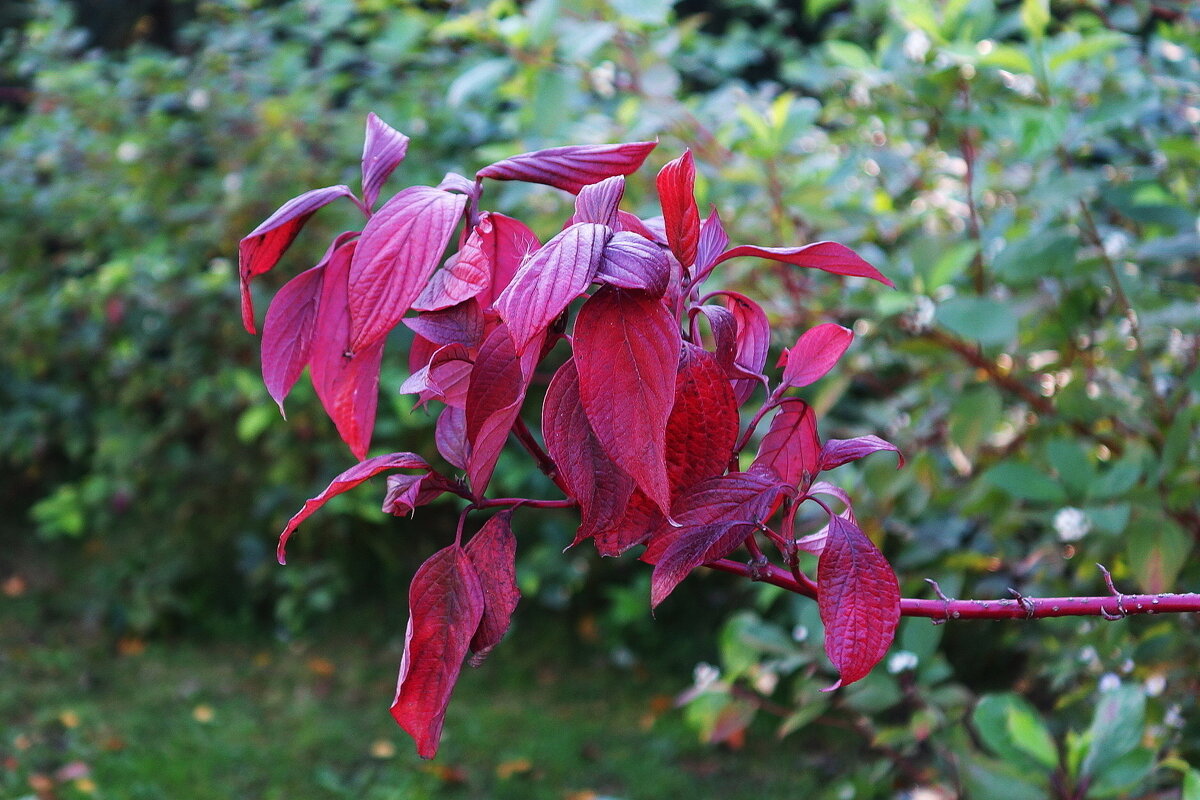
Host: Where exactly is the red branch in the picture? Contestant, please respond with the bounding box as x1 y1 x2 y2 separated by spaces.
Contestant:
708 558 1200 621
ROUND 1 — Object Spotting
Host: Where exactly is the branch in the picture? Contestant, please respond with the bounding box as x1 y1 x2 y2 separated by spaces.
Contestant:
703 559 1200 620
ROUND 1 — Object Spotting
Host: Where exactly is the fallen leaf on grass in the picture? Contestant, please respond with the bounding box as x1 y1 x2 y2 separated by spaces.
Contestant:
496 758 533 779
192 705 214 723
369 739 395 759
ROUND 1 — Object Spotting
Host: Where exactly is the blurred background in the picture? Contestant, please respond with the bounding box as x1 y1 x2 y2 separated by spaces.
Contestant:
1 0 1198 797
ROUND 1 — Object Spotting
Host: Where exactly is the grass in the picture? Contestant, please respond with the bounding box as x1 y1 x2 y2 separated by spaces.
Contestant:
1 601 810 800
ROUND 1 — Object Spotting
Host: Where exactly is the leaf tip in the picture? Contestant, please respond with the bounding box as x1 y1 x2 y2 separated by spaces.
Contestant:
821 678 844 693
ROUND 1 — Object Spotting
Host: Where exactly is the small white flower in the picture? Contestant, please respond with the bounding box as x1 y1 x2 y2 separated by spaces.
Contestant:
223 172 243 195
1078 645 1099 665
693 662 720 690
1165 704 1185 728
1054 507 1091 543
791 624 809 643
186 88 210 111
887 650 919 674
903 29 931 62
910 295 936 331
590 61 616 98
116 141 142 163
752 669 779 695
1144 674 1166 697
1099 673 1121 692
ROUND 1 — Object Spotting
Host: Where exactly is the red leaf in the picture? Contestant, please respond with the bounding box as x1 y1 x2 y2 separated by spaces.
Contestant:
691 305 738 372
542 359 636 547
722 292 770 405
476 141 657 194
819 436 904 471
435 406 469 470
574 287 681 516
692 208 729 287
594 492 661 556
261 263 324 415
464 511 520 663
778 324 854 389
493 223 611 353
817 515 900 690
277 452 430 563
595 232 670 296
656 150 700 268
348 186 466 352
647 471 788 607
402 299 484 348
414 212 539 312
361 113 410 210
573 175 625 227
239 184 355 333
615 211 660 241
309 240 384 460
391 545 484 759
713 242 894 287
753 399 820 488
665 344 740 491
464 325 528 493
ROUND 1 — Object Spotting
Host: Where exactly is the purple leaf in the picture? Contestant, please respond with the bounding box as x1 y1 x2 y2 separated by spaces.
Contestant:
476 140 658 194
664 344 740 493
391 545 483 759
778 323 854 389
818 516 900 690
646 471 788 607
402 299 484 348
616 211 660 242
574 287 681 517
656 150 700 268
464 511 520 663
542 359 636 548
435 405 469 470
277 452 430 563
713 242 894 287
595 231 670 296
309 239 384 460
819 436 904 471
348 186 466 352
399 343 472 409
261 263 324 415
239 184 355 333
722 292 771 405
436 172 478 196
690 304 737 371
493 223 611 353
382 472 459 517
361 113 410 210
692 208 729 287
573 175 625 226
753 399 820 488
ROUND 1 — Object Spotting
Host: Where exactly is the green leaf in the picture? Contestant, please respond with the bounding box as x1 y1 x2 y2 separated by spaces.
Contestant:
1087 748 1156 797
1005 703 1059 769
1184 769 1200 800
1045 438 1095 498
605 0 673 25
1020 0 1049 41
936 297 1017 348
1081 685 1145 777
983 463 1067 504
1087 459 1142 500
1048 31 1130 73
1128 513 1192 593
925 241 979 290
1082 504 1130 535
825 40 874 70
961 755 1049 800
973 694 1054 771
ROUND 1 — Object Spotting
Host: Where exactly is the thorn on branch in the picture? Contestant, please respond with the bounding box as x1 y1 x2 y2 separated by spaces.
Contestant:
1097 563 1128 620
925 578 953 625
748 554 771 582
1008 587 1036 619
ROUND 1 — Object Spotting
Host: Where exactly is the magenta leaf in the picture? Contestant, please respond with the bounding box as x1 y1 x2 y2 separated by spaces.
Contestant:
261 263 324 415
595 232 670 296
656 149 700 268
793 482 859 556
819 436 905 471
615 211 660 241
402 299 484 348
464 325 527 493
778 323 854 390
722 292 771 405
493 223 611 353
713 242 894 287
753 399 820 488
348 186 467 352
382 472 460 517
361 113 410 210
647 471 788 607
436 172 478 196
817 515 900 690
391 545 484 759
239 184 355 333
665 344 740 492
414 212 538 312
574 287 681 516
573 175 625 227
277 452 430 563
692 208 729 287
435 405 469 470
464 511 520 664
543 359 636 547
309 240 384 460
399 343 472 409
476 140 657 194
691 305 737 371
